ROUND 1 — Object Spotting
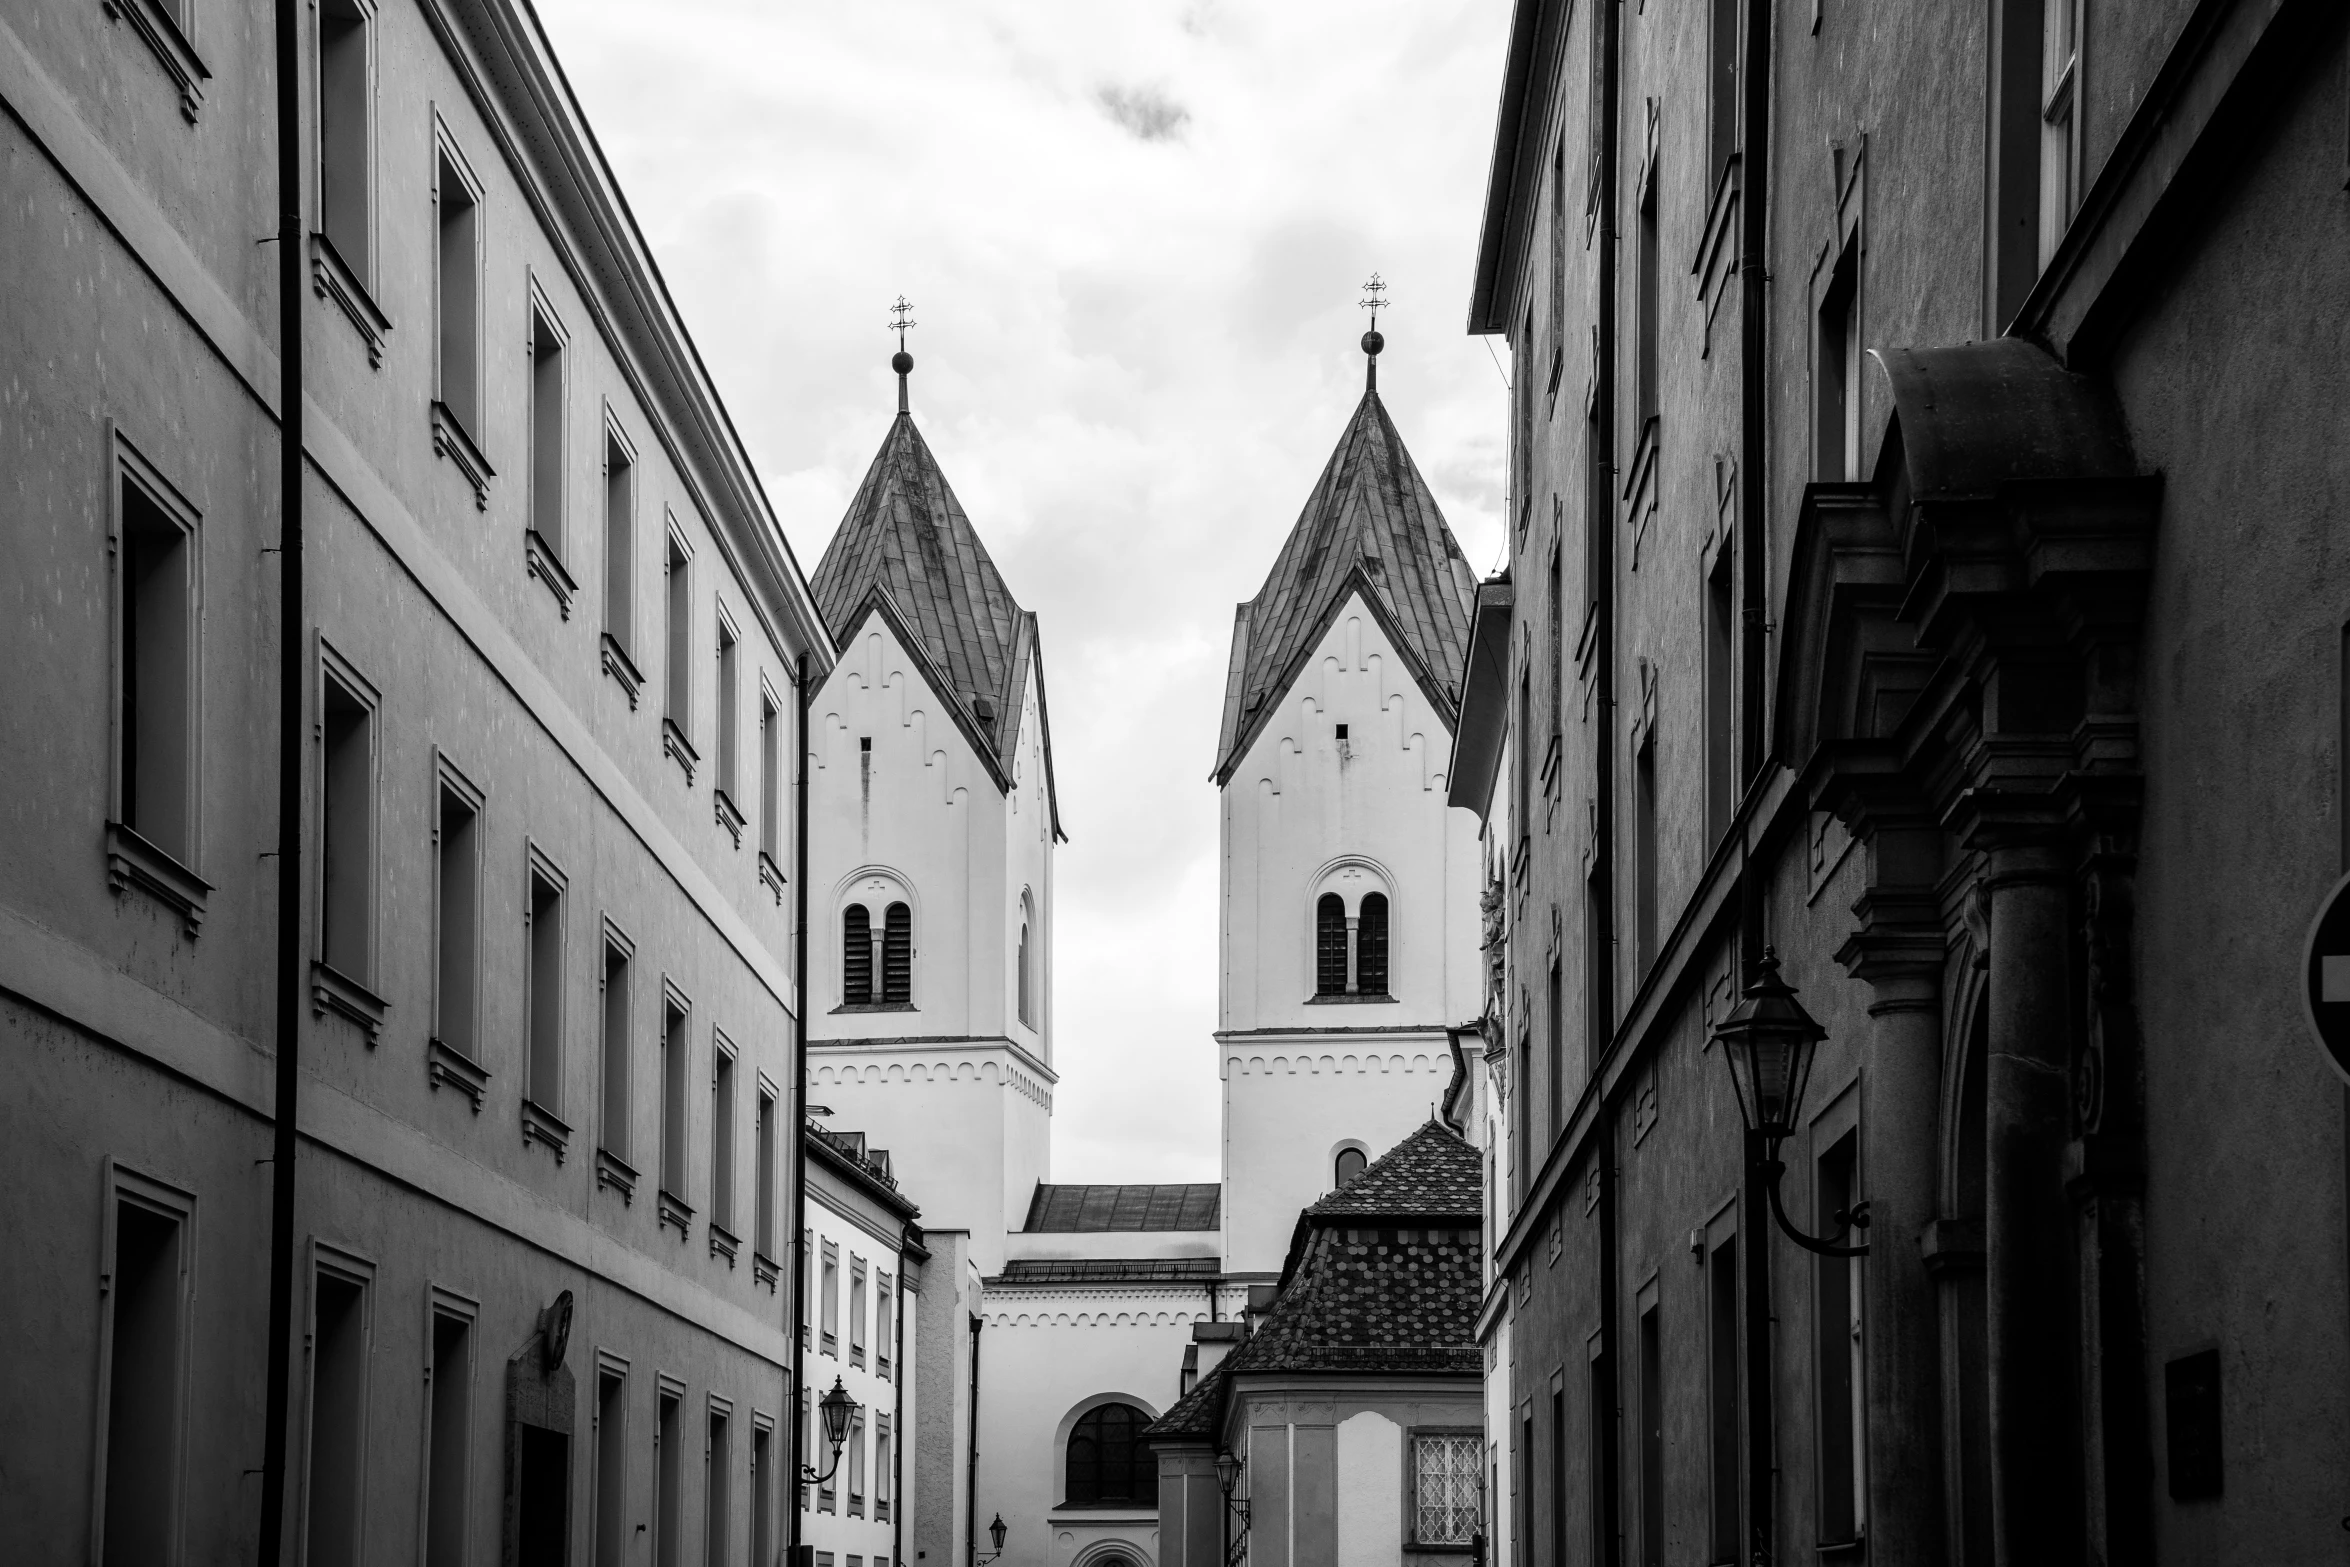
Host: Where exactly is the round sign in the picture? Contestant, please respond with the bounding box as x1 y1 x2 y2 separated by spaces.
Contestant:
2299 869 2350 1088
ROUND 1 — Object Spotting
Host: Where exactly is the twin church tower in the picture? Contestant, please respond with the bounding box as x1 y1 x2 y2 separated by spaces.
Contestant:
801 317 1481 1280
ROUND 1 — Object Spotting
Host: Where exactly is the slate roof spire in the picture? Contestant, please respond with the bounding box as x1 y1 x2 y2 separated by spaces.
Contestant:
1210 332 1479 784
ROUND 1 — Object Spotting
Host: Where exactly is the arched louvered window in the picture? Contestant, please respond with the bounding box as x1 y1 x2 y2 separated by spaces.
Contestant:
843 905 873 1004
1065 1403 1153 1507
1335 1146 1368 1188
1357 893 1390 996
1315 894 1348 996
1017 921 1033 1027
882 902 913 1005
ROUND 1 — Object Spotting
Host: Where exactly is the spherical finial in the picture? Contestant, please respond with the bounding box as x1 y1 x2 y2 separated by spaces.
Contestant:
1360 329 1384 358
892 350 914 376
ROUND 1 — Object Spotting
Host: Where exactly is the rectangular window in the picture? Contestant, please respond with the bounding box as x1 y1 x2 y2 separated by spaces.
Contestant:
434 769 483 1060
317 0 373 283
116 459 198 866
875 1273 893 1376
434 138 482 439
527 854 566 1115
1707 1234 1740 1563
96 1165 193 1567
1515 672 1533 833
711 1039 737 1234
424 1303 473 1567
318 656 377 985
604 425 637 656
850 1257 868 1368
1514 308 1534 535
875 1416 892 1519
1547 529 1564 745
750 1421 774 1567
716 613 741 805
596 1367 629 1567
1548 1388 1567 1567
661 994 691 1202
820 1242 839 1354
665 528 694 746
755 1086 778 1262
846 1412 866 1514
1584 874 1611 1071
1707 0 1739 187
1586 1350 1611 1567
1412 1433 1480 1546
1546 957 1564 1141
1513 1027 1533 1202
759 689 782 867
1816 1132 1865 1542
1549 137 1567 373
800 1386 815 1511
530 294 567 559
1635 171 1660 429
304 1259 372 1567
1985 0 2046 328
1704 541 1735 844
1583 409 1609 624
1634 732 1658 971
2039 0 2081 268
1816 241 1860 481
1638 1302 1664 1567
707 1405 731 1567
656 1386 684 1567
602 932 633 1163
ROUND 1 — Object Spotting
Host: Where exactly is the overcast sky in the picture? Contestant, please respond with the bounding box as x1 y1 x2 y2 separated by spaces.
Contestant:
536 0 1512 1182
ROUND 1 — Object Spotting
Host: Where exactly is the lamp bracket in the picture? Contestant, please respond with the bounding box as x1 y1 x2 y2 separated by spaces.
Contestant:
1759 1154 1871 1258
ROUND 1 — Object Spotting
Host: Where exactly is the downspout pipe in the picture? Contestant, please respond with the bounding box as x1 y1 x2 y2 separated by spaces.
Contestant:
965 1313 984 1567
256 0 306 1557
790 651 813 1549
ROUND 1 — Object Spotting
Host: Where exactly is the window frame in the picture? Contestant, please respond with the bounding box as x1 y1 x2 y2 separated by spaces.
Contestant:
420 1283 480 1567
1061 1400 1157 1510
657 980 695 1234
598 918 638 1184
601 411 643 697
1404 1426 1484 1548
314 639 384 1033
429 116 492 505
662 519 698 777
311 0 385 357
523 841 571 1155
525 274 575 608
300 1239 379 1567
1809 1088 1867 1547
592 1353 631 1567
429 751 489 1102
89 1157 198 1567
710 1027 739 1253
109 0 209 121
758 677 786 899
714 600 744 838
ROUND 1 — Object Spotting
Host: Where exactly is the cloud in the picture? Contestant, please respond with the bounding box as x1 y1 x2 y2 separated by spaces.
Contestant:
1097 82 1192 142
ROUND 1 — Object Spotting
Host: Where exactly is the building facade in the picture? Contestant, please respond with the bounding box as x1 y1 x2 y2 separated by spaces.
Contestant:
0 0 832 1562
1457 0 2350 1563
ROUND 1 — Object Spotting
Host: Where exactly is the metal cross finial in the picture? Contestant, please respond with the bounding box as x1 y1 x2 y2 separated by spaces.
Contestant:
1358 272 1388 330
889 295 918 351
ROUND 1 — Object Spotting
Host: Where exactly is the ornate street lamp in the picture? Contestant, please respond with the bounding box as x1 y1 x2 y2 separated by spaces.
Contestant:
1216 1449 1249 1567
975 1513 1009 1566
800 1377 862 1486
1712 950 1868 1258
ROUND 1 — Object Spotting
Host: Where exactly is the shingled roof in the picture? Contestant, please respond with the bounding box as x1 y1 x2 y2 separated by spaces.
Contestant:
1211 388 1480 784
1023 1183 1222 1233
811 407 1062 831
1306 1118 1483 1221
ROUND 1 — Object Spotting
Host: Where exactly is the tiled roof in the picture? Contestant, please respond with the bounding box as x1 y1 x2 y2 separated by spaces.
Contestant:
1306 1119 1482 1220
1211 389 1480 783
1023 1183 1222 1233
1146 1358 1232 1443
990 1258 1223 1286
811 411 1059 830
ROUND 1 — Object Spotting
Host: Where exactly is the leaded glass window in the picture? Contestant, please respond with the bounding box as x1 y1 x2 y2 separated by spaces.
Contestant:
1415 1433 1482 1546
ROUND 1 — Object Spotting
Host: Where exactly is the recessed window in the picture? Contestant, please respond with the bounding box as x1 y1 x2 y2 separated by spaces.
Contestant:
1016 918 1033 1027
842 905 873 1005
846 1410 866 1513
881 902 912 1005
1704 541 1736 842
1333 1146 1367 1188
316 0 374 284
318 657 377 987
1315 894 1347 996
755 1086 777 1262
1815 241 1860 482
433 138 482 440
96 1167 193 1567
601 932 633 1164
2038 0 2082 268
655 1387 684 1567
750 1422 774 1567
711 1038 737 1235
526 854 566 1116
716 611 741 808
1707 0 1739 187
874 1417 892 1520
707 1405 732 1567
1412 1433 1480 1547
604 425 637 660
1707 1233 1740 1562
875 1274 893 1375
304 1260 372 1567
664 529 693 752
116 460 198 867
1547 532 1563 744
759 689 783 872
1635 169 1660 430
1634 730 1659 972
530 294 567 560
850 1256 868 1368
1815 1131 1866 1542
594 1367 628 1567
1356 892 1389 995
434 770 482 1062
1639 1303 1664 1567
423 1304 473 1567
660 993 690 1207
1064 1403 1152 1507
1546 956 1564 1135
819 1241 839 1355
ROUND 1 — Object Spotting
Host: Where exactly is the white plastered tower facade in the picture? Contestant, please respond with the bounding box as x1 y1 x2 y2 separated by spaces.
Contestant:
804 378 1063 1274
1211 366 1485 1276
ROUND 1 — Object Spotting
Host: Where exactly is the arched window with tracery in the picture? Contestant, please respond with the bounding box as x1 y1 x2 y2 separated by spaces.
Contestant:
1316 894 1348 996
1357 893 1390 995
843 905 873 1004
882 902 912 1005
1065 1403 1153 1507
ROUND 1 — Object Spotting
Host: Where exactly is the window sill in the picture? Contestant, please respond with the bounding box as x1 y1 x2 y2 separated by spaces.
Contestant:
102 0 208 121
431 401 493 510
525 529 578 618
753 1250 780 1291
714 788 746 848
596 1147 639 1203
663 718 699 783
521 1097 571 1161
104 820 211 937
602 634 644 708
1814 1538 1865 1561
310 235 387 367
426 1037 490 1111
1306 992 1398 1005
657 1188 694 1239
1404 1544 1477 1556
759 850 786 906
820 1334 837 1356
310 959 387 1040
710 1221 740 1266
830 1001 917 1015
1048 1504 1158 1518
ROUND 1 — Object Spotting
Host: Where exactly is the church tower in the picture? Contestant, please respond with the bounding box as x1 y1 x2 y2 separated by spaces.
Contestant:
805 328 1064 1271
1211 312 1483 1275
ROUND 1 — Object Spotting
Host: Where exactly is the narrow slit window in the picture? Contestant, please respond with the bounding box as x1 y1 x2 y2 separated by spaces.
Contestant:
846 1412 865 1512
423 1308 472 1567
527 861 564 1113
1639 1304 1664 1567
1315 894 1347 997
117 474 196 863
1634 732 1659 971
1356 892 1389 996
319 664 375 984
819 1242 839 1354
875 1274 893 1374
1704 542 1736 843
604 430 635 654
530 301 566 557
1816 242 1860 482
750 1423 774 1567
434 143 481 438
304 1267 370 1567
594 1369 628 1567
655 1389 683 1567
435 779 481 1059
849 1257 868 1367
759 692 781 864
706 1407 731 1567
1636 172 1660 429
881 903 912 1005
602 938 632 1162
755 1088 777 1261
874 1418 892 1519
664 531 693 740
716 614 740 804
661 996 690 1202
316 0 373 282
711 1042 737 1233
1016 920 1033 1027
98 1182 191 1567
1547 957 1565 1137
2039 0 2081 267
842 906 872 1005
1547 533 1563 742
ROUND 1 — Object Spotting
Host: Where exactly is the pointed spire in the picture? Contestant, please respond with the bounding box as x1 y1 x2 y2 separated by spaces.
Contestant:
889 295 917 415
1358 272 1388 393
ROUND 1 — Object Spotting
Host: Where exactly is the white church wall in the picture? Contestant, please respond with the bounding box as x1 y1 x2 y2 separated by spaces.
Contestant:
1001 663 1054 1065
